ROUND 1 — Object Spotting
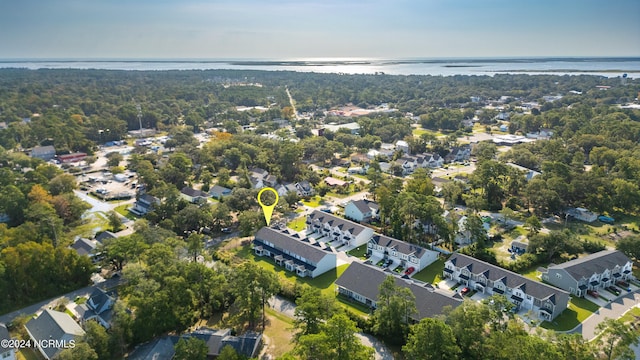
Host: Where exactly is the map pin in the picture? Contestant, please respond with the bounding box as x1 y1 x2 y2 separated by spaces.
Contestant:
257 187 279 226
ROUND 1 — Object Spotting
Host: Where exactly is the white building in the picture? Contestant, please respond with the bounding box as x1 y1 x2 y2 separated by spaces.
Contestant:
0 323 16 360
367 234 438 272
344 199 379 223
306 210 374 248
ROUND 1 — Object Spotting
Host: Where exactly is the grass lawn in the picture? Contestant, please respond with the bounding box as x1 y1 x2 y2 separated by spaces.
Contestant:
234 246 348 298
336 294 372 317
287 217 307 232
347 246 368 259
114 203 138 220
302 196 323 208
263 308 295 358
540 295 599 331
519 266 541 281
618 306 640 324
412 258 445 284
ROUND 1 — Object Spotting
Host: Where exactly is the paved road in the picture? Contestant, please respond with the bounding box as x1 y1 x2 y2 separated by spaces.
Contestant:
268 295 393 360
575 289 640 340
0 277 122 325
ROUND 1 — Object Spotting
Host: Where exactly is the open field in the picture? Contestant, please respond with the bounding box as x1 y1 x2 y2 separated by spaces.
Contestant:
263 308 295 358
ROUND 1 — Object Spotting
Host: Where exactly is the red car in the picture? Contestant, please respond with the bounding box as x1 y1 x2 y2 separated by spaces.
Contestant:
587 290 599 297
460 287 470 296
405 267 415 275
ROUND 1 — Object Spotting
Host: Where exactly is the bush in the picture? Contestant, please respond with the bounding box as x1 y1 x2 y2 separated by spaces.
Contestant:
582 239 606 253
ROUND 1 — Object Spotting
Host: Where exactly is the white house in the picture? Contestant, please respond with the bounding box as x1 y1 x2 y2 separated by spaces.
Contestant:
344 199 379 223
253 227 337 278
180 186 209 204
0 323 16 360
306 210 374 248
566 207 598 223
367 234 438 272
444 253 570 321
396 140 410 155
455 216 490 245
74 288 116 329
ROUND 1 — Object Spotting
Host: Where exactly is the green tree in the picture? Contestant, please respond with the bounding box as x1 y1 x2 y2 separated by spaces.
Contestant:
596 318 639 360
174 337 208 360
56 342 98 360
403 318 461 360
217 345 244 360
106 151 124 167
294 286 339 338
237 210 265 237
616 235 640 261
48 173 77 195
231 262 280 329
107 210 123 232
373 276 417 344
444 301 491 360
83 320 112 360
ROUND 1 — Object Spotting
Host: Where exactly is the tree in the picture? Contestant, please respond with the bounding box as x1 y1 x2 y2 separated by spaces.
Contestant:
373 276 417 344
294 286 338 338
403 318 461 360
106 152 124 167
174 337 208 360
238 210 265 237
444 301 491 360
554 333 596 360
524 215 542 236
186 233 204 262
442 181 464 208
107 210 123 232
231 262 280 329
616 235 640 261
596 318 639 360
528 230 582 261
217 345 244 360
48 174 78 195
83 320 112 360
56 342 98 360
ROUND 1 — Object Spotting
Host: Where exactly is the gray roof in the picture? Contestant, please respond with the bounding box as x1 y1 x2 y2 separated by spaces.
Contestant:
181 186 208 198
350 199 379 214
335 262 461 319
307 210 368 236
548 250 632 280
127 336 178 360
448 253 568 302
95 231 117 243
25 310 85 359
209 185 232 195
70 238 97 256
189 328 262 358
370 234 432 259
254 227 332 264
30 145 56 157
0 323 10 343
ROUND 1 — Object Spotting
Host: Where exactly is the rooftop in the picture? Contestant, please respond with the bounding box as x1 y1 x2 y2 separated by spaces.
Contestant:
547 250 632 280
307 210 369 236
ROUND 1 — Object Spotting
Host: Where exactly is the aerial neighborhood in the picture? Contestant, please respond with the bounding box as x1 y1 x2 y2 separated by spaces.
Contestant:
0 68 639 360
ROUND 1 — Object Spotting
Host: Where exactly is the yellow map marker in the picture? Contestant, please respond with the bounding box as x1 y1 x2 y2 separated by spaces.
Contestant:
257 187 279 226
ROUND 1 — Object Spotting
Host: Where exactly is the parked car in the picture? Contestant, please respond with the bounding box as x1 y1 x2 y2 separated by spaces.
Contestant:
405 267 415 275
615 281 632 292
460 287 470 296
607 286 621 296
587 290 599 297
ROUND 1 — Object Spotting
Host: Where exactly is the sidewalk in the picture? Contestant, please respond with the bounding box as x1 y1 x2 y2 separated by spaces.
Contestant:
574 289 640 340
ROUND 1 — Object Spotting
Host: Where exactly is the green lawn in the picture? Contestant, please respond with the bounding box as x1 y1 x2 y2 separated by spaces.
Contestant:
287 217 307 232
336 294 372 317
412 258 445 284
618 306 640 324
302 196 323 208
263 307 295 358
347 246 368 259
114 203 137 220
540 295 599 331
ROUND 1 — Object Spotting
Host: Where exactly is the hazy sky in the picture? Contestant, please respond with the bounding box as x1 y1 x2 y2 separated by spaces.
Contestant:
1 0 639 59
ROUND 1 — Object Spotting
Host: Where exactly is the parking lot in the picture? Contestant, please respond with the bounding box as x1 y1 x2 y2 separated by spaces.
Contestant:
77 171 137 200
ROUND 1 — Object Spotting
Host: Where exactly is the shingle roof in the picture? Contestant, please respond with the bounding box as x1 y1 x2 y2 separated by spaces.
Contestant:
0 323 10 343
70 238 97 256
370 234 433 260
25 310 85 359
181 186 208 198
448 253 568 302
548 250 632 280
350 199 375 214
335 262 461 319
254 227 332 264
209 185 231 195
307 210 368 236
30 145 56 157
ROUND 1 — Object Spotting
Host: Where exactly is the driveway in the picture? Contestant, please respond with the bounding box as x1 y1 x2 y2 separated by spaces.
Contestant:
576 289 640 340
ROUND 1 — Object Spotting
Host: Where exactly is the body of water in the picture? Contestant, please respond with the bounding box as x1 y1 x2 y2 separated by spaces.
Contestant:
1 57 639 77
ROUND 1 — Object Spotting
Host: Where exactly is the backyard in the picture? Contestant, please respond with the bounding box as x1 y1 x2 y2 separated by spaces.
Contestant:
412 258 446 285
287 217 307 232
540 295 599 331
346 245 368 260
301 196 323 208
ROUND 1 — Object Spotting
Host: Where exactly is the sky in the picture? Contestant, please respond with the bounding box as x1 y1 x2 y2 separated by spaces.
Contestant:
0 0 639 59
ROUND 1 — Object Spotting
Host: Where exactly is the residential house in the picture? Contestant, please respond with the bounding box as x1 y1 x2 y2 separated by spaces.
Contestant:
208 185 232 200
95 230 117 244
0 323 16 360
129 194 159 216
189 328 262 359
506 163 541 182
324 177 348 188
445 146 471 163
455 216 490 245
394 157 417 175
396 140 410 154
74 288 116 329
127 336 178 360
180 186 209 204
541 250 634 297
566 207 598 223
336 262 462 318
367 234 438 272
253 227 337 278
276 183 299 197
295 181 315 197
306 210 374 248
350 153 370 164
70 238 99 258
249 168 277 189
30 145 56 161
25 310 85 360
420 153 445 168
344 199 379 223
444 253 570 320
